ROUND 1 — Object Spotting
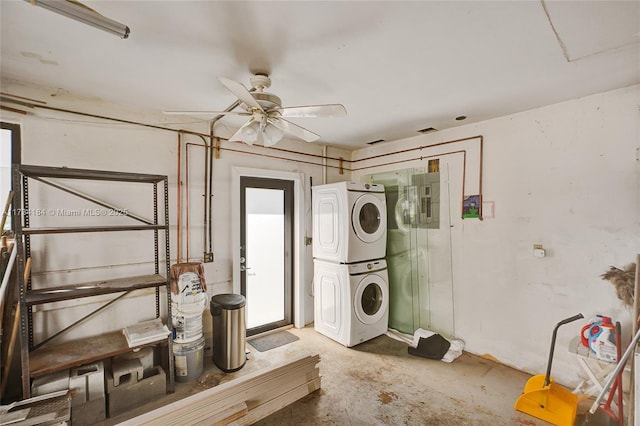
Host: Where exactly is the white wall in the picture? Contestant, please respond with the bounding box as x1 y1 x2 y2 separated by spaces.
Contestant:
4 80 638 387
352 84 640 386
0 81 350 347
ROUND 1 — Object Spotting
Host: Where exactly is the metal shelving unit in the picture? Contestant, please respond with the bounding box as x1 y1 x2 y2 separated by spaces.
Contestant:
12 164 174 398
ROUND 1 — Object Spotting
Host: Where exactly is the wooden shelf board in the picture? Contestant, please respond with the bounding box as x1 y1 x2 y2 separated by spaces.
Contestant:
19 164 166 183
29 330 167 378
26 274 167 305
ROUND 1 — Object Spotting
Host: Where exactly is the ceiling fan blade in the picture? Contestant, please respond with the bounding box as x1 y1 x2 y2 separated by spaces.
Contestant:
218 77 264 112
276 104 347 118
163 110 250 117
269 117 320 143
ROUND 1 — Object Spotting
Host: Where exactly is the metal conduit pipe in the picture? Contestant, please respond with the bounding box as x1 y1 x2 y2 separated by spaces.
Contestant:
196 134 209 259
322 145 328 184
203 96 249 261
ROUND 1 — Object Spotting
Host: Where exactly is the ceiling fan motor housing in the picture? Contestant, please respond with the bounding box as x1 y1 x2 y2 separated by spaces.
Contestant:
250 91 282 111
250 74 271 89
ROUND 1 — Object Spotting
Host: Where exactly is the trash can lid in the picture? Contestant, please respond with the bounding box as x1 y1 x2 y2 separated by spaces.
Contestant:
210 293 246 310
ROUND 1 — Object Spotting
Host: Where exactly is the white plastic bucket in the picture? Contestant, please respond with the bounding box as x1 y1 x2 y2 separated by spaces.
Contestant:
171 292 207 343
173 336 205 382
172 303 204 343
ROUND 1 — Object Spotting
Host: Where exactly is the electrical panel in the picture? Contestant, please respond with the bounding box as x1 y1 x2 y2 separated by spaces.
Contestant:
412 172 440 229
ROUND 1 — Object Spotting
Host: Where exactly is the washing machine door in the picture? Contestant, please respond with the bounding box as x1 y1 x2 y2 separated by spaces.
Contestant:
351 194 386 243
354 274 388 325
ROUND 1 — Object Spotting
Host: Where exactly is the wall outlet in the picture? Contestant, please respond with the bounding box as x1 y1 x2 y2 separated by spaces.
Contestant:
203 252 214 263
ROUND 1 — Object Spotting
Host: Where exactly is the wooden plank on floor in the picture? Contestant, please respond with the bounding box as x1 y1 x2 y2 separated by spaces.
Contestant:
193 401 247 426
226 377 322 426
244 369 320 411
178 360 320 425
118 352 320 426
167 358 320 425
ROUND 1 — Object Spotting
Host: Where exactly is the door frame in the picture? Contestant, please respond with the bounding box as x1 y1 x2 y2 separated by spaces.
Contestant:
232 167 305 329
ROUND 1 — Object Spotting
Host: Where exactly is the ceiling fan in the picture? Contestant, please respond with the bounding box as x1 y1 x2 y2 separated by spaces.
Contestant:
165 74 346 147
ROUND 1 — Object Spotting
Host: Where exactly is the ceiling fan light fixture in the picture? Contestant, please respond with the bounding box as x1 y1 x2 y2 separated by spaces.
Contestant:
168 75 343 146
263 124 284 147
26 0 130 39
241 120 261 145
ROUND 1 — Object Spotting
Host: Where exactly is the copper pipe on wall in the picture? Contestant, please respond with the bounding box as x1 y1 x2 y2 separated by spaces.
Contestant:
261 143 348 163
185 142 190 262
176 132 182 263
353 135 481 163
1 105 28 115
351 135 484 219
9 97 484 175
10 100 348 163
478 135 484 218
11 98 485 217
354 150 467 218
349 150 464 172
186 141 346 171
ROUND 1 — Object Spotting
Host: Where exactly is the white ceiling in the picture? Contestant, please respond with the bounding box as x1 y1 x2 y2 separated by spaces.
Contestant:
1 1 639 149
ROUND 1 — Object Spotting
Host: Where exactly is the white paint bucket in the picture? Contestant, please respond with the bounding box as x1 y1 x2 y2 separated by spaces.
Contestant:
172 299 205 343
173 336 205 382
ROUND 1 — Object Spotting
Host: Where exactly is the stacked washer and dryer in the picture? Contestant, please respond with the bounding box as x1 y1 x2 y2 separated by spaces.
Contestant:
311 182 389 347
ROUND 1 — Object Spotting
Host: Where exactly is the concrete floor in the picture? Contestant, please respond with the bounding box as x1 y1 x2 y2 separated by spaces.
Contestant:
251 327 549 426
100 326 563 425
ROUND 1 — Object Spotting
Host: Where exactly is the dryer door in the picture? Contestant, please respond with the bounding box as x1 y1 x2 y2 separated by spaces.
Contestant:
351 193 386 243
354 274 389 325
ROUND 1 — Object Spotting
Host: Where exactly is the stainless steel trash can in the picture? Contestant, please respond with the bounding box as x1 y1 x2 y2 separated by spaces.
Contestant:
210 294 246 372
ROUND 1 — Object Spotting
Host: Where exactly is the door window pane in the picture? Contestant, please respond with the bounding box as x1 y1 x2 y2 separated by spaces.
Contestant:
245 187 285 329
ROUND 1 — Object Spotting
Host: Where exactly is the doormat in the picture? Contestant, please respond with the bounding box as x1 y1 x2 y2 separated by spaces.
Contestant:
249 331 300 352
